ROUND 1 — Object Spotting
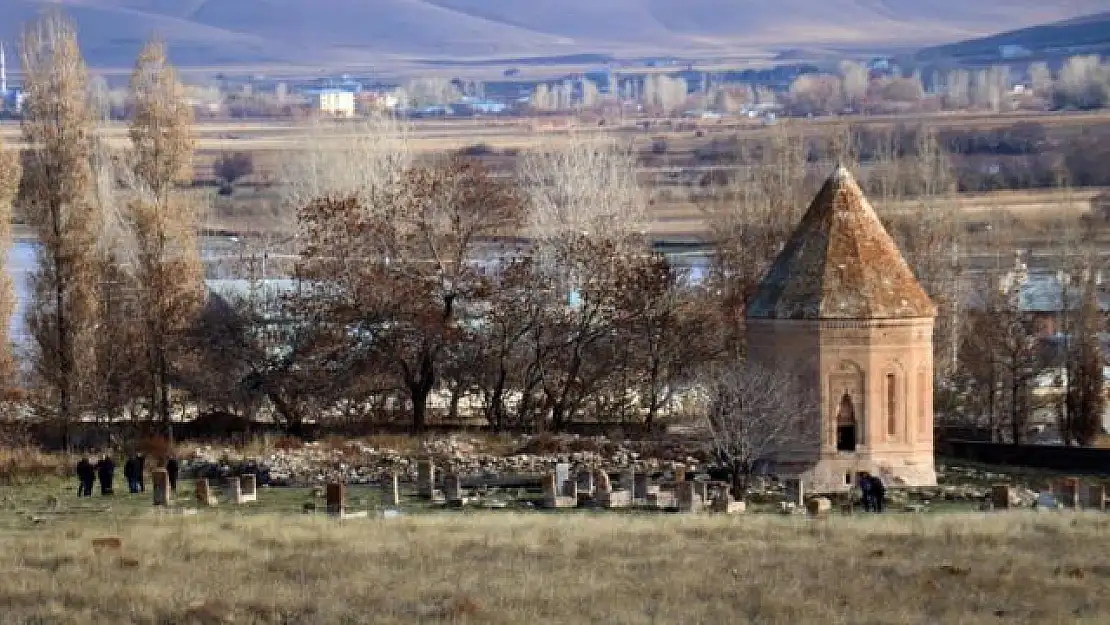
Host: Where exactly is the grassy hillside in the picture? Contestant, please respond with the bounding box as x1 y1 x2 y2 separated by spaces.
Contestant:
3 511 1110 623
919 11 1110 62
1 0 1108 68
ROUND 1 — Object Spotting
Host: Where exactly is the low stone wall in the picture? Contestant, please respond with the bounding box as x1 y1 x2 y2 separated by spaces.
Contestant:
942 440 1110 474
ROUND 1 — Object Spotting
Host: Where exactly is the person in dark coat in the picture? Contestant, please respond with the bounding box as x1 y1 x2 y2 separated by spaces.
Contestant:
136 453 146 493
76 457 95 497
859 472 873 512
165 456 179 492
124 455 140 494
96 455 115 496
870 475 886 513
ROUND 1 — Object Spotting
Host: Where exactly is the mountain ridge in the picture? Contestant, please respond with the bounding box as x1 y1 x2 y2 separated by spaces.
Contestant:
0 1 1107 68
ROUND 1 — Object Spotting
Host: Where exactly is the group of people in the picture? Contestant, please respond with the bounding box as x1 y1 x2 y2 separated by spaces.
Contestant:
859 472 887 513
75 453 179 497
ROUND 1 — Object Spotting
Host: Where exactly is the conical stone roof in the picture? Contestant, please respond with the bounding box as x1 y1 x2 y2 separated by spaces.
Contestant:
746 165 936 320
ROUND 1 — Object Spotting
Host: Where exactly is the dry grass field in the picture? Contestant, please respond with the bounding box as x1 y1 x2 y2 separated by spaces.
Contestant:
2 511 1110 624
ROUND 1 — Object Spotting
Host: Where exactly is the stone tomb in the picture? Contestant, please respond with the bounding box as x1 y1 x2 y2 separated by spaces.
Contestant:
152 469 172 506
595 470 632 508
633 473 649 501
326 482 368 519
576 469 595 498
194 478 218 507
542 473 578 509
676 481 703 513
444 473 469 506
710 492 746 515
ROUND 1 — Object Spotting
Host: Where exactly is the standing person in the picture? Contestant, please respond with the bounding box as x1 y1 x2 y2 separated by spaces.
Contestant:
165 455 179 493
859 472 873 512
75 457 94 497
123 455 140 494
870 475 886 513
136 453 146 493
96 455 115 496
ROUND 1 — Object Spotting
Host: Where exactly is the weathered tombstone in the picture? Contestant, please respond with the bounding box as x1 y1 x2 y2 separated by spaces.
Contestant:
542 472 577 509
633 474 649 501
991 484 1012 510
383 471 400 507
1081 483 1106 511
784 478 804 507
555 463 571 490
676 481 700 512
674 467 686 483
619 469 635 494
1054 478 1080 508
417 459 436 499
444 473 463 504
239 474 258 503
226 476 242 503
595 470 612 494
806 497 832 517
326 482 347 517
152 469 171 506
711 492 746 514
693 480 709 502
195 478 218 507
576 470 595 496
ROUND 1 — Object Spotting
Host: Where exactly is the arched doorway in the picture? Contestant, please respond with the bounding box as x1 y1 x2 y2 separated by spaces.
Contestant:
836 392 857 452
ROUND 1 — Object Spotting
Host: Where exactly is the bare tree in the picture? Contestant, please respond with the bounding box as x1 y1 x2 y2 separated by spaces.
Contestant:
703 359 817 499
0 134 21 389
295 157 523 432
20 10 102 446
126 39 204 437
1064 271 1105 446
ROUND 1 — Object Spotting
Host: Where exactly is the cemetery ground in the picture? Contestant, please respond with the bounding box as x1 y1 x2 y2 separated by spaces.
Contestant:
4 456 1110 623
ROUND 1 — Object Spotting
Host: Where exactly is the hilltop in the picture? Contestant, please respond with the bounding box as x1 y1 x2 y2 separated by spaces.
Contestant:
0 0 1107 68
919 10 1110 62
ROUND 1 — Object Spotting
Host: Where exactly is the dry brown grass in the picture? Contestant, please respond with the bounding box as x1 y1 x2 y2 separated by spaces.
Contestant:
2 511 1110 623
0 447 75 485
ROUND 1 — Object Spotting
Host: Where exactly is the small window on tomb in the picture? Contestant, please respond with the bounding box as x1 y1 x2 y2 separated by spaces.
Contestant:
886 374 897 437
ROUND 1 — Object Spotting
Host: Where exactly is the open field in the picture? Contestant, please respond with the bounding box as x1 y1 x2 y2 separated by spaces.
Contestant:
2 508 1110 624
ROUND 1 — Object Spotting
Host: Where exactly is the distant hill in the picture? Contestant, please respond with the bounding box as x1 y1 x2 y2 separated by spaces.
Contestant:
1 0 1108 68
918 11 1110 62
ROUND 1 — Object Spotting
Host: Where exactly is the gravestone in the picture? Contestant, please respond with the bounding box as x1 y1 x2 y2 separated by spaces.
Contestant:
444 473 464 504
239 474 258 503
633 474 649 500
595 470 612 494
226 476 242 503
383 471 400 507
693 481 709 502
576 470 595 496
806 497 832 516
676 481 700 512
784 478 804 507
542 472 577 509
674 467 686 483
152 469 171 506
619 469 635 494
1054 478 1080 508
195 478 218 507
991 484 1012 510
711 492 746 514
417 459 436 499
1081 483 1106 511
326 482 347 517
555 463 571 490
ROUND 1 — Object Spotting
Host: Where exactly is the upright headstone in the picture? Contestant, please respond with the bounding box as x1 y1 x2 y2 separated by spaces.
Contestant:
226 476 243 504
1081 483 1106 511
239 474 258 503
195 478 218 507
619 469 635 493
595 470 612 494
576 469 594 496
674 467 686 483
693 480 709 502
991 484 1012 510
417 459 435 499
542 473 558 509
633 474 649 500
384 471 400 507
1055 477 1080 508
326 482 347 517
444 473 463 504
152 469 171 506
784 478 804 507
561 477 578 500
676 481 700 512
555 463 571 491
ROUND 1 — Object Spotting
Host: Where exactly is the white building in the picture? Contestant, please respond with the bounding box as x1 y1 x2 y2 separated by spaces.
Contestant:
312 89 356 117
